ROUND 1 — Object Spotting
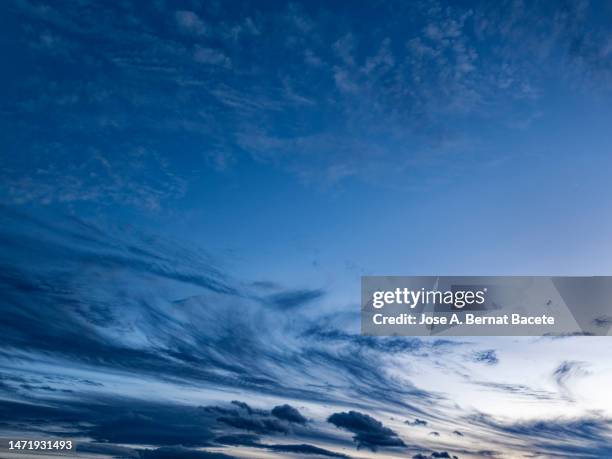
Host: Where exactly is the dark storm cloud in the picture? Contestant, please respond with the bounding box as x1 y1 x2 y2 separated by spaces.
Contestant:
92 411 215 447
0 390 360 458
208 401 310 436
0 399 79 424
0 398 219 447
271 404 308 424
327 410 405 450
0 395 355 457
217 415 288 434
230 400 255 415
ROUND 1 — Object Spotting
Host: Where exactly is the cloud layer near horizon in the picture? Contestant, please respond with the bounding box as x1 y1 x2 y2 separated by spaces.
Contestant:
1 207 612 458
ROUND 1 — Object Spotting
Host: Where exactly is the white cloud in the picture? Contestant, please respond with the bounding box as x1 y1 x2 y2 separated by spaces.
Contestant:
175 10 207 36
193 46 230 68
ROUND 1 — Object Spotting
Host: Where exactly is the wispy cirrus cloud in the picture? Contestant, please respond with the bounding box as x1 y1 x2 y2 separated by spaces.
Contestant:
1 208 612 457
469 412 612 457
5 0 612 208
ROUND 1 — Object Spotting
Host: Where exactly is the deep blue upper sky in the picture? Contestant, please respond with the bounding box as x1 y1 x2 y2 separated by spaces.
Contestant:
3 0 612 290
2 2 612 457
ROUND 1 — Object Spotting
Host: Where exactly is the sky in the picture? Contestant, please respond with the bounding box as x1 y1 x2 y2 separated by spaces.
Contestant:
1 0 612 458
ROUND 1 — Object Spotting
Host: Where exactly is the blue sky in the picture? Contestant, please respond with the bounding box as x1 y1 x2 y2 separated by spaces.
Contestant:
2 0 612 458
